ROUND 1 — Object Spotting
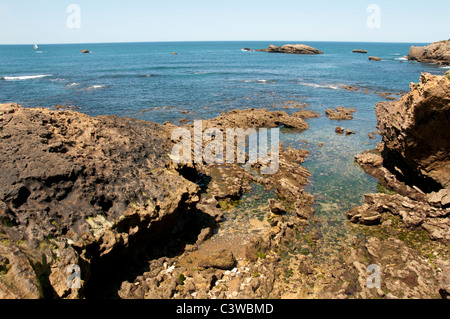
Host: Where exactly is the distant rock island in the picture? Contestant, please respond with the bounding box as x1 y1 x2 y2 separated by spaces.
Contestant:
352 49 368 54
253 44 324 55
408 39 450 65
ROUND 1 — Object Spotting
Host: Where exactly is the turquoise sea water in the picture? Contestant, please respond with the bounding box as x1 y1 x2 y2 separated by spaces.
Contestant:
0 41 447 243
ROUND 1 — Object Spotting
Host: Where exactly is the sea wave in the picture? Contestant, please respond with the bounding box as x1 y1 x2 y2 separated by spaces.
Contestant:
84 85 109 90
298 81 340 90
241 79 276 84
440 66 450 69
395 57 408 61
1 74 51 81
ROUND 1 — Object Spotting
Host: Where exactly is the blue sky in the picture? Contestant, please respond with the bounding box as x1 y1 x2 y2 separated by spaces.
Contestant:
0 0 448 44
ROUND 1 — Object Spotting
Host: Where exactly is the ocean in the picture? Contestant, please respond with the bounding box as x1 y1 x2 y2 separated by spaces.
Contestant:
0 41 447 249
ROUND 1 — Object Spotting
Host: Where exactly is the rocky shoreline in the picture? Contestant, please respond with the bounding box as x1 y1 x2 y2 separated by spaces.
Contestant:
408 40 450 65
348 73 450 297
0 105 315 298
1 72 449 300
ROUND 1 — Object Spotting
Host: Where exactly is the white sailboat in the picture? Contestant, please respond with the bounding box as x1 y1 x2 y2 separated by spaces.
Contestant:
34 43 38 50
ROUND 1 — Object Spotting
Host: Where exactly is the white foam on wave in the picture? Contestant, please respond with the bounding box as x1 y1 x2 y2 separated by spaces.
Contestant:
298 81 340 90
242 79 275 84
67 82 81 87
395 57 408 61
440 66 450 69
85 85 108 90
1 74 51 81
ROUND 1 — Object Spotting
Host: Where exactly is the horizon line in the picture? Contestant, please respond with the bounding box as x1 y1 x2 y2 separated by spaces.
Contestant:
0 39 436 46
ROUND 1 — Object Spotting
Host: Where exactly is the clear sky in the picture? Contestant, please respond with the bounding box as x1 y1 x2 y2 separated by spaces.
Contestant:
0 0 448 44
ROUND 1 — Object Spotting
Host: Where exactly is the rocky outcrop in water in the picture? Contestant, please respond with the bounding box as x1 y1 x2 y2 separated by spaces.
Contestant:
256 44 323 55
376 73 450 190
198 108 309 131
325 106 356 120
408 40 450 65
350 73 450 240
348 73 450 297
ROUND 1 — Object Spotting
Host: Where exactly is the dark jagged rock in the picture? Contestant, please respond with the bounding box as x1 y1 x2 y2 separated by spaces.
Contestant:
0 103 199 298
376 73 450 190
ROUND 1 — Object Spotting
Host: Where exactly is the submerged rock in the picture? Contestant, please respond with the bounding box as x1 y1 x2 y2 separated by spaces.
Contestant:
326 106 356 120
368 56 382 61
292 109 320 119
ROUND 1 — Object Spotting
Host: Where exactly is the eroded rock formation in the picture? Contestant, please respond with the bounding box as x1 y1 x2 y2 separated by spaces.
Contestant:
408 40 450 65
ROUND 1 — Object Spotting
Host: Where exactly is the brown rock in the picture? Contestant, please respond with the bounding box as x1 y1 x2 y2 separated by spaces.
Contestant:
353 49 368 54
326 106 356 120
0 103 200 297
256 44 323 55
292 109 320 119
375 73 450 190
335 127 345 134
408 40 450 65
369 56 382 61
197 249 236 270
201 108 309 131
268 199 287 215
